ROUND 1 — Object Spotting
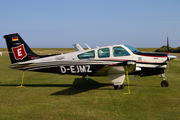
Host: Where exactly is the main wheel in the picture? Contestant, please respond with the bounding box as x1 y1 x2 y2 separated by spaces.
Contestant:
113 83 125 90
161 80 169 87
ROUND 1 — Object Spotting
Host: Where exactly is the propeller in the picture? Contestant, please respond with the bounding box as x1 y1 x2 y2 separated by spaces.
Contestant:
167 37 169 55
166 37 170 70
166 37 176 60
166 37 170 62
166 37 177 70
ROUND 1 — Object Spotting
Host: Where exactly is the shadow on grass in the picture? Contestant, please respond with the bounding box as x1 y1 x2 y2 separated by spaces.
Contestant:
51 78 112 95
0 78 161 95
0 78 112 95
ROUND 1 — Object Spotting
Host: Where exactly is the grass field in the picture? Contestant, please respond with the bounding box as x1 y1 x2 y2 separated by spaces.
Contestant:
0 48 180 120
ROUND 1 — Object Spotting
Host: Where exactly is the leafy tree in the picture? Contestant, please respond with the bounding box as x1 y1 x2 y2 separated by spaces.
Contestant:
155 46 180 53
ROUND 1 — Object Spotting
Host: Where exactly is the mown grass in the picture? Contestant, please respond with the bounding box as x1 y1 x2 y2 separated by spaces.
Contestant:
138 48 158 52
0 48 180 120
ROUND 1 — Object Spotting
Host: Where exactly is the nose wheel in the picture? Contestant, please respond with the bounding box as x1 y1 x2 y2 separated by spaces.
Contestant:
113 83 125 90
161 80 169 87
160 74 169 87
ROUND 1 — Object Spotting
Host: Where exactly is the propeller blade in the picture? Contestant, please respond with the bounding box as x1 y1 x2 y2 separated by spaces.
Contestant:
166 37 177 60
167 37 169 54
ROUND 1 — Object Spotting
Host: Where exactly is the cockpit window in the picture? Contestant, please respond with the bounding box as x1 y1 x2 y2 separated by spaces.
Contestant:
98 48 110 58
78 50 95 59
125 45 141 54
113 47 130 57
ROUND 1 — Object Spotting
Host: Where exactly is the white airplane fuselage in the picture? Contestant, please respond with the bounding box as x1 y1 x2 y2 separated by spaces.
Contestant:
11 44 168 76
4 33 176 89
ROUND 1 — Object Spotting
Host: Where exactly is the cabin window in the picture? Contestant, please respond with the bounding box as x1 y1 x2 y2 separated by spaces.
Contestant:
113 47 130 57
98 48 110 58
124 45 141 54
78 50 95 59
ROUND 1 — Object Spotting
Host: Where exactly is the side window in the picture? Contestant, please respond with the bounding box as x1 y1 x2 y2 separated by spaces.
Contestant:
78 50 95 59
113 47 130 57
98 48 110 58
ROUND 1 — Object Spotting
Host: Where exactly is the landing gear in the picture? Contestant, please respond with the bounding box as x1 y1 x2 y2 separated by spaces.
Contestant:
113 83 124 90
161 80 169 87
82 75 89 81
160 74 169 87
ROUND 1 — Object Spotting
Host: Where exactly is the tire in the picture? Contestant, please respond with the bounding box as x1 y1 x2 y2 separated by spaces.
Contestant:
113 83 125 90
161 80 169 87
119 83 125 89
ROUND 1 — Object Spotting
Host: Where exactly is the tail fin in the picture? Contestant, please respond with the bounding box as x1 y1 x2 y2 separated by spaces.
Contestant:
4 33 40 64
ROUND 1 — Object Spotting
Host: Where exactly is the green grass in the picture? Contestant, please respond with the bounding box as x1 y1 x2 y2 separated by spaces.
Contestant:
137 48 158 52
0 49 180 120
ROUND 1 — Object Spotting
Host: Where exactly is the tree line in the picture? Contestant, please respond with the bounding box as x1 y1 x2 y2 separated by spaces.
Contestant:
155 46 180 53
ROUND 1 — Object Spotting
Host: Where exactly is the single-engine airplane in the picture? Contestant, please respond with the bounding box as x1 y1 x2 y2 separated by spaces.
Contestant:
4 33 176 89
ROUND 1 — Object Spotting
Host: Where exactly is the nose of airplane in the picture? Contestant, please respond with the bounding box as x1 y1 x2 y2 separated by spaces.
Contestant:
168 54 177 60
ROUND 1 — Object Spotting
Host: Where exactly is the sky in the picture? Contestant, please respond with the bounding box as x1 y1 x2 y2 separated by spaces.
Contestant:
0 0 180 48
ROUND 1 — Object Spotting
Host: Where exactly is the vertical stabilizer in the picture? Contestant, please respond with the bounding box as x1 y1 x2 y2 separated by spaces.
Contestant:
4 33 40 64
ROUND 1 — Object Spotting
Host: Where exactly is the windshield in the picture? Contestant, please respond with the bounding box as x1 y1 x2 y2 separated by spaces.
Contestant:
125 45 141 54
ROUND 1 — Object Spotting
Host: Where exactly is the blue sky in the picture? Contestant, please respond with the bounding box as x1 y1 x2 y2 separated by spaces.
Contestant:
1 0 180 48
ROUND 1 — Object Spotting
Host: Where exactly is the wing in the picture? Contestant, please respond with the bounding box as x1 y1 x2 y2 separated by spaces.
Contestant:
8 60 136 86
8 60 136 75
